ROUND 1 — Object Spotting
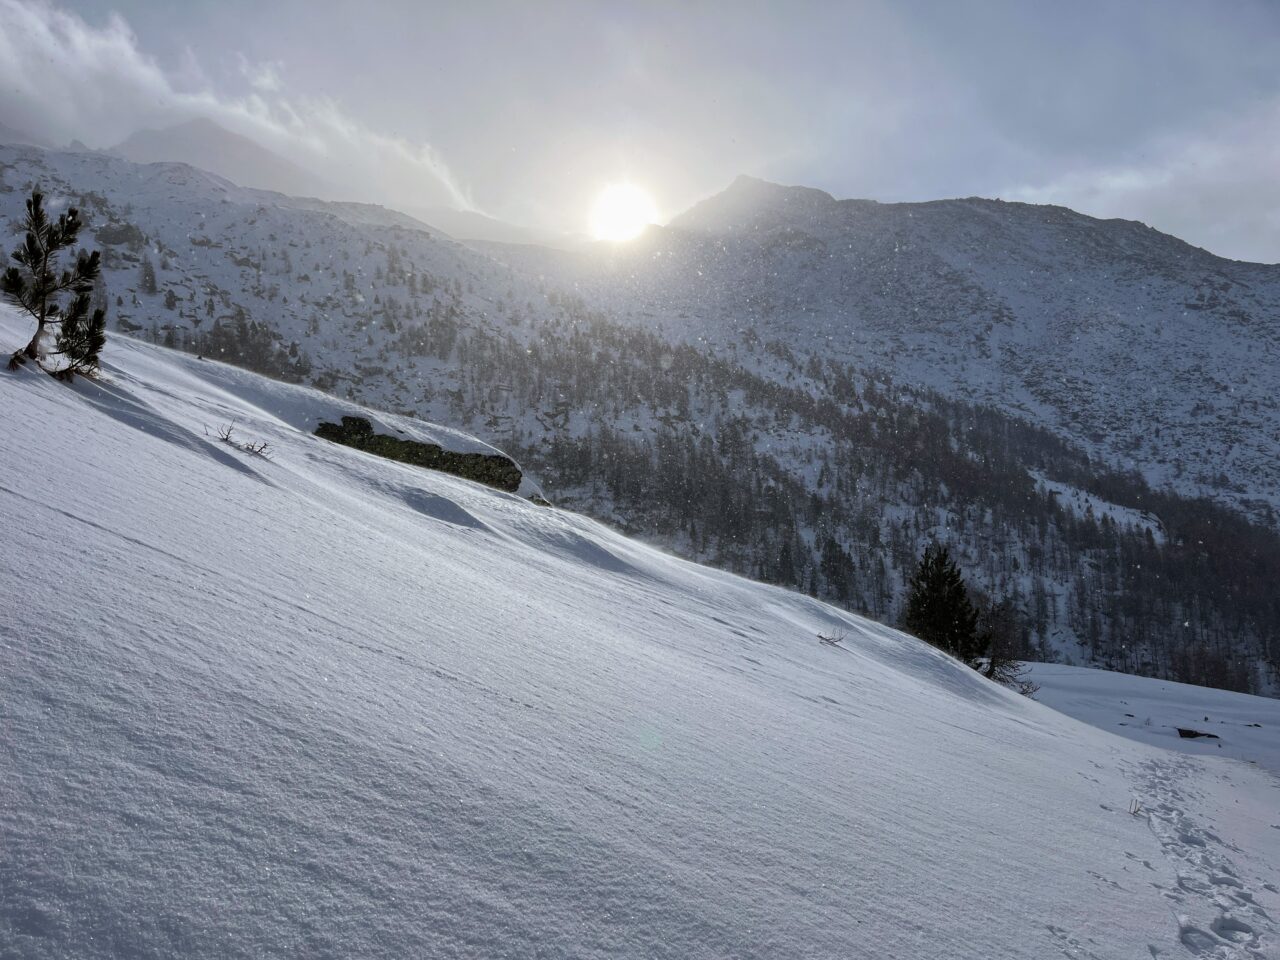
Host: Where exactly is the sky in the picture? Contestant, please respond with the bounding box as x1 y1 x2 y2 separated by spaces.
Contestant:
2 0 1280 261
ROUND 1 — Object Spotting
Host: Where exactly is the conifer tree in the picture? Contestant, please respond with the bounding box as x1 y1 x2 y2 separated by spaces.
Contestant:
3 189 107 379
139 256 157 295
902 544 985 667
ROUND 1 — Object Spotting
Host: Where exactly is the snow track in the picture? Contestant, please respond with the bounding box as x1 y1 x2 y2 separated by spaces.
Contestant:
1134 757 1276 958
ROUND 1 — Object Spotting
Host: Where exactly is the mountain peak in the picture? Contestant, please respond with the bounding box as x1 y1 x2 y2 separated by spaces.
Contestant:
116 117 249 154
671 175 839 234
113 117 330 198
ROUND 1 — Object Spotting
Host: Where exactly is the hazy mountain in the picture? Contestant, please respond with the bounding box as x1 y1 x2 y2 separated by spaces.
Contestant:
0 119 50 148
112 117 332 198
110 117 556 248
409 204 572 247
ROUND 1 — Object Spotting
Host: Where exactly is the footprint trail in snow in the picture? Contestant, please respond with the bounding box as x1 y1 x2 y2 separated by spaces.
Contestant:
1135 757 1275 958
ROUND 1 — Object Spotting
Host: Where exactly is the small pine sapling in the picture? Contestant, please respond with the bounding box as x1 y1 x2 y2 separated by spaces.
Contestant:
3 189 107 379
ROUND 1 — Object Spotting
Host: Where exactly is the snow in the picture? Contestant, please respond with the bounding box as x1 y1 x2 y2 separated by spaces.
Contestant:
95 332 542 499
1026 662 1280 773
3 310 1279 958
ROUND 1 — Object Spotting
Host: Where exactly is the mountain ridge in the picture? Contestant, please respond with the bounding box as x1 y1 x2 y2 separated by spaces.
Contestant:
110 117 562 247
111 117 332 199
676 174 1256 265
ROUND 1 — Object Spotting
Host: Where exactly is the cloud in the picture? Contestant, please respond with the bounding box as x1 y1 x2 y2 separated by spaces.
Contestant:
0 0 474 211
237 54 284 94
1003 98 1280 264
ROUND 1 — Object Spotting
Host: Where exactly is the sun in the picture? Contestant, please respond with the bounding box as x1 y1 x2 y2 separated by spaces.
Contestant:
590 183 658 242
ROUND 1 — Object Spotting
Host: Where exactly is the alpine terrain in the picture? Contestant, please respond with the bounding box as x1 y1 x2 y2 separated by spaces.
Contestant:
2 142 1278 694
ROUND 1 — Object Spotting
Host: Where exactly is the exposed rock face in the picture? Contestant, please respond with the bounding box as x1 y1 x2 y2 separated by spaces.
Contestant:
315 416 522 493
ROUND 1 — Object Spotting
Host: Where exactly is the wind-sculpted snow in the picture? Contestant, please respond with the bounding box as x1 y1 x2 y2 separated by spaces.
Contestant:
2 310 1279 958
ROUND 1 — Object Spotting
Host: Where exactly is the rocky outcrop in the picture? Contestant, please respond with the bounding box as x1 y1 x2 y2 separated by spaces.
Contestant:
315 416 522 493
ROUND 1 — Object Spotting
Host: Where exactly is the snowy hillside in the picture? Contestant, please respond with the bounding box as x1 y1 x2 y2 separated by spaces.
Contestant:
3 142 1279 692
3 313 1280 958
1027 664 1280 772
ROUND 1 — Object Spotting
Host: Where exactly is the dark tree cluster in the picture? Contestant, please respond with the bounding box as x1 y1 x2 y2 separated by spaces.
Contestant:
187 311 312 383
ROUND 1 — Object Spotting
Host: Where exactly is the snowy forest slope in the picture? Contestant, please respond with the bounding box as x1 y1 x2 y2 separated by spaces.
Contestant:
512 174 1280 518
2 309 1279 959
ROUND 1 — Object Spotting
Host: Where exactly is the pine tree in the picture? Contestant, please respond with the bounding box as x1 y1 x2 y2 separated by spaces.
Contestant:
139 256 157 295
902 544 985 667
3 189 107 379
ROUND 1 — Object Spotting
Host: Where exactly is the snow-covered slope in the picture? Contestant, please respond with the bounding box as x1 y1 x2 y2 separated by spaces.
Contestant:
1026 663 1280 773
3 311 1278 958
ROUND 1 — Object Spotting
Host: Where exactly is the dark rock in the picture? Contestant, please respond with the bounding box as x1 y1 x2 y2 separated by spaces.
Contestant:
1176 728 1220 740
315 416 522 493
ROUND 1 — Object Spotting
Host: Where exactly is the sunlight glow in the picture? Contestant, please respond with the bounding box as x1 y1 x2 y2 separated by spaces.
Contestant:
589 183 659 242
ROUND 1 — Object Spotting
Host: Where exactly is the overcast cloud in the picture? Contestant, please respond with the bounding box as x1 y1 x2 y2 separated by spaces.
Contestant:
3 0 1279 260
0 0 474 211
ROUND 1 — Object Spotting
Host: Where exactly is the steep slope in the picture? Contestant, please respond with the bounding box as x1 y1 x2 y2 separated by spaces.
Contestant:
3 310 1279 959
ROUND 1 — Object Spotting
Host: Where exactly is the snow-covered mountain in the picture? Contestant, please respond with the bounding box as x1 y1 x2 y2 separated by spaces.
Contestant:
3 307 1278 959
2 142 1278 694
491 174 1280 521
109 118 550 247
